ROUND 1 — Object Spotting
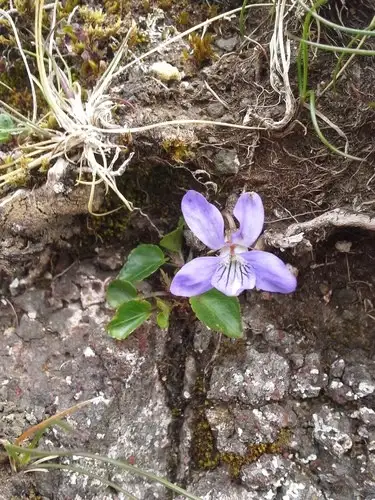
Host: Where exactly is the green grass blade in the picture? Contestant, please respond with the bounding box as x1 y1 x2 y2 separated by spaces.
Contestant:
297 0 327 99
239 0 249 36
26 463 138 499
289 33 375 55
296 0 375 36
5 444 202 500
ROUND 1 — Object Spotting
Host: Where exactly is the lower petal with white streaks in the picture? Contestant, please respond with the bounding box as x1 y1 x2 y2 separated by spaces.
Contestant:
211 254 256 296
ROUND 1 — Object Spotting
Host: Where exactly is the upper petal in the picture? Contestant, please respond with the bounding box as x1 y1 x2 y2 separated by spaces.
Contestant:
241 250 297 293
211 255 256 297
232 192 264 247
182 190 225 250
170 256 219 297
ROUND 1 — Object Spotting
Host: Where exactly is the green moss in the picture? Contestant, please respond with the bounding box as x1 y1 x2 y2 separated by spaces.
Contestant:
128 25 150 49
171 407 182 417
192 416 220 470
55 4 130 83
192 409 291 478
88 211 131 242
103 0 130 15
14 0 34 14
176 11 190 27
10 488 42 500
158 0 173 10
193 376 206 395
4 157 31 187
185 33 216 67
162 138 194 163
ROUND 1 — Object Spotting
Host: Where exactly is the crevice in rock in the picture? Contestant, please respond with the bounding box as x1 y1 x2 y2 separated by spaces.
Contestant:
157 316 195 493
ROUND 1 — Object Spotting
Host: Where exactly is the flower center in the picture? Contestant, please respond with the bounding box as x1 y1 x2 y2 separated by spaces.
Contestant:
220 242 248 258
212 249 256 296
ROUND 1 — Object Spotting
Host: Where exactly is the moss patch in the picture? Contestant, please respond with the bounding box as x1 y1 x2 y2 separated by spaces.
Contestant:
192 410 291 478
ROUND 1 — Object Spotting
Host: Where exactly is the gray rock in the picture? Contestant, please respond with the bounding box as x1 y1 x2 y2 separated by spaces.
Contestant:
356 406 375 426
233 403 296 444
206 102 226 119
177 468 258 500
206 403 296 455
206 405 245 454
183 355 197 399
317 454 364 497
241 455 292 492
263 324 295 348
330 358 345 378
279 470 325 499
291 353 328 399
193 323 213 353
289 427 318 465
342 363 375 399
0 261 173 499
327 378 355 404
95 247 123 271
313 405 353 457
289 353 305 369
366 429 375 451
215 36 238 52
80 278 106 308
52 274 80 303
212 149 240 176
358 424 369 439
208 347 290 405
14 288 47 316
17 314 45 340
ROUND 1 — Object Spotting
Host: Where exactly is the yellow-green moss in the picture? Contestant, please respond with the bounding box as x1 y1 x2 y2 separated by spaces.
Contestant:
103 0 130 15
176 11 190 27
192 410 291 478
171 407 182 417
10 488 42 500
185 33 216 67
128 25 150 48
162 138 194 163
88 212 131 242
14 0 33 14
158 0 173 10
192 417 220 470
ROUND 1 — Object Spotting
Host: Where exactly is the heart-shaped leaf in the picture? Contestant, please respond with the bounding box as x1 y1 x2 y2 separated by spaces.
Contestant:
160 218 184 253
0 113 14 144
190 289 242 339
107 300 152 340
106 280 137 308
118 244 165 283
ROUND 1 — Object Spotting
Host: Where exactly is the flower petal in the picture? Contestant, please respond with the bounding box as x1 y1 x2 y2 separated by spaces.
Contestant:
182 190 225 250
170 256 219 297
241 250 297 293
211 255 256 297
232 192 264 247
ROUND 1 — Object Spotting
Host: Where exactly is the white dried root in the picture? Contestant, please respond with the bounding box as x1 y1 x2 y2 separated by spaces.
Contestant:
264 208 375 250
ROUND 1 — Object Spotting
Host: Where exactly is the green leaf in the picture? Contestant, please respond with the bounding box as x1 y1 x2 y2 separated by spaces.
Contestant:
118 244 165 283
156 298 171 329
160 218 184 253
0 113 14 144
190 289 243 339
106 280 137 308
107 300 152 340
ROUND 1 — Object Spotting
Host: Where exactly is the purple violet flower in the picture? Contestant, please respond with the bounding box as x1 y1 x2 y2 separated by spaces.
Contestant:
170 190 297 297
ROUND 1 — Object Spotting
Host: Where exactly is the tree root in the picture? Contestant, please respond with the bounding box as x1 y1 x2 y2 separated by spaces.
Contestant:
264 207 375 251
